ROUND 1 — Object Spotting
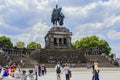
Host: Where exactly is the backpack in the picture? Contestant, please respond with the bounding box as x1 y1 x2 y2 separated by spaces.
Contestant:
56 66 61 73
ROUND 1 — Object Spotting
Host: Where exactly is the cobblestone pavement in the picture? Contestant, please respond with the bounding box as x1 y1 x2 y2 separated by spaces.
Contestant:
0 68 120 80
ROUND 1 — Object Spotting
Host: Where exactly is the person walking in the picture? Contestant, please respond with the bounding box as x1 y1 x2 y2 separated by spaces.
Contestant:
92 63 95 80
41 64 45 75
10 63 16 77
34 64 39 80
44 65 47 75
64 63 71 80
0 65 2 73
92 61 100 80
55 62 62 80
38 64 41 76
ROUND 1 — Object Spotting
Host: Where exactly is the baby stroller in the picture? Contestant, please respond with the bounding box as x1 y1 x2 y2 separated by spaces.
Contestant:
21 70 27 80
27 70 34 80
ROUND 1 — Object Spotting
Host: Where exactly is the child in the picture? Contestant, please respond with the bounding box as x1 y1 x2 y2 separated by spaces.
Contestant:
2 68 9 80
14 68 21 78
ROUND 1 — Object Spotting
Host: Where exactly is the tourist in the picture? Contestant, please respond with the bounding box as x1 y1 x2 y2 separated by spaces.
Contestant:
0 65 2 73
41 64 44 75
10 63 16 77
2 68 9 80
5 66 9 75
41 64 47 75
92 61 100 80
38 64 41 76
55 62 62 80
34 64 39 80
64 63 71 80
92 63 95 80
14 66 21 78
44 64 47 75
19 59 24 66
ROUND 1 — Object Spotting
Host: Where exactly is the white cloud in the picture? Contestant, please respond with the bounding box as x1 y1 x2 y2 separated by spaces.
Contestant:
72 31 106 43
73 15 120 36
107 30 120 40
111 45 120 57
63 2 98 18
11 22 50 47
103 16 120 28
0 19 21 32
75 23 103 34
6 0 27 7
0 5 4 11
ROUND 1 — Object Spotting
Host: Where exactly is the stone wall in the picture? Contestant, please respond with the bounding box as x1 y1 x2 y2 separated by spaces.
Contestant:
30 49 86 64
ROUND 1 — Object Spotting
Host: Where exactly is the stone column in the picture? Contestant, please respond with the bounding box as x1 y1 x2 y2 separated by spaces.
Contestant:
61 38 64 45
50 37 54 48
57 38 59 46
67 37 71 47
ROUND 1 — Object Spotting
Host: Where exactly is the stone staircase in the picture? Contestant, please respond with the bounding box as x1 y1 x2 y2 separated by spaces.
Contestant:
9 54 38 68
0 51 12 66
85 55 115 67
1 49 116 68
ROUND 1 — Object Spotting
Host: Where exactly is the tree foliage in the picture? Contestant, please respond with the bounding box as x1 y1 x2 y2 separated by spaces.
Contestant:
15 41 25 48
109 53 115 59
0 35 13 46
73 35 111 55
27 42 41 49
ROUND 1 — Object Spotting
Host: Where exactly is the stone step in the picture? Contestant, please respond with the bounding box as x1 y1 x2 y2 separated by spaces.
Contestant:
8 54 38 68
85 55 115 67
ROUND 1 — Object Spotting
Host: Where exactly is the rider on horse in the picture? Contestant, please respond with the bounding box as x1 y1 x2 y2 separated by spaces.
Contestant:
51 5 65 26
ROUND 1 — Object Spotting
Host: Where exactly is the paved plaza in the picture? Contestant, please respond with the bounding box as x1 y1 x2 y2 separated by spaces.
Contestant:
0 68 120 80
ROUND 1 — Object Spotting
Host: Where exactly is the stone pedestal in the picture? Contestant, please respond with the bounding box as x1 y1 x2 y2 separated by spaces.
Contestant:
45 26 73 49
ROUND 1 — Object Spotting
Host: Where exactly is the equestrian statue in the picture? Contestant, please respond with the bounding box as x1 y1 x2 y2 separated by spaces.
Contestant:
51 5 65 26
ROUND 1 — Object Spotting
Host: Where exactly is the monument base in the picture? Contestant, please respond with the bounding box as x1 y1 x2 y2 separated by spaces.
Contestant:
45 26 73 49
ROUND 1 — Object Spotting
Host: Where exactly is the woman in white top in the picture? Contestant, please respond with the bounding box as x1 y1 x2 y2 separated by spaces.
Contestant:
64 63 71 80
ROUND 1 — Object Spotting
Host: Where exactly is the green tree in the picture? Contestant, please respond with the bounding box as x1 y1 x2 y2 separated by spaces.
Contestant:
109 53 115 59
0 35 13 46
15 41 25 48
99 39 111 55
73 36 100 49
73 35 111 55
27 42 41 49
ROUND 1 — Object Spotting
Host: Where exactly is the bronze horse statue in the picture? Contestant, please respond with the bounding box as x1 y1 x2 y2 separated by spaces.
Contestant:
51 5 65 26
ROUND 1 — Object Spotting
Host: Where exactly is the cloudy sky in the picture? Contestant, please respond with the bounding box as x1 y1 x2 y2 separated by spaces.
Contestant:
0 0 120 57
